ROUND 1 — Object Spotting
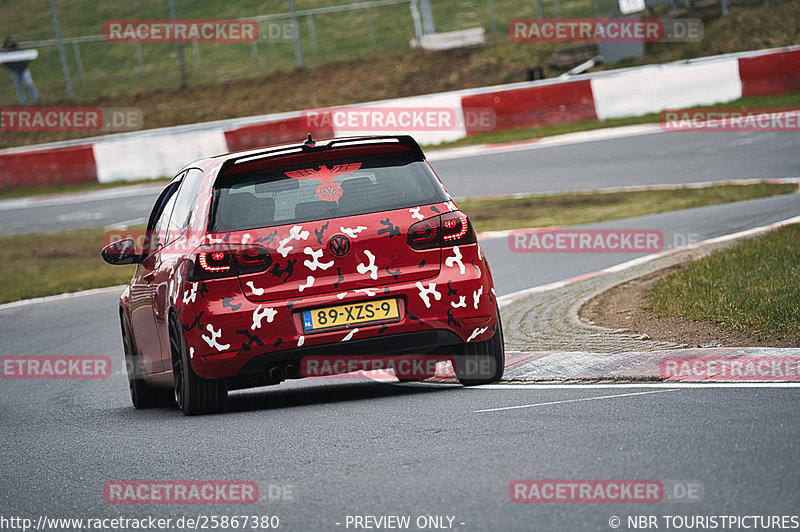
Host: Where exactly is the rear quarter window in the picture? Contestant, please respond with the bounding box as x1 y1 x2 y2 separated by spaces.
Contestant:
167 168 205 236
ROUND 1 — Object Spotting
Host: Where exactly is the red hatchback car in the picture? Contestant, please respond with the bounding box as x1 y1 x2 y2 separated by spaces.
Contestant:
103 135 504 415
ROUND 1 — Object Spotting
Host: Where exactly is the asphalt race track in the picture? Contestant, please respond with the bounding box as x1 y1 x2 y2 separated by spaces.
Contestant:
1 128 799 531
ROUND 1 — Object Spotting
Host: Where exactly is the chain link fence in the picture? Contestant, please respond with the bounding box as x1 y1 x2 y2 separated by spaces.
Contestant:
2 0 750 103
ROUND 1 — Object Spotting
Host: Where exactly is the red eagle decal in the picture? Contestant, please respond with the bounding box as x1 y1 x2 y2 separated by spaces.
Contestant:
285 163 363 202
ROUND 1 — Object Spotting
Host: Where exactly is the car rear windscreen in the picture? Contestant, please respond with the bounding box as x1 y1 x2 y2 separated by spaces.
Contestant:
211 151 449 232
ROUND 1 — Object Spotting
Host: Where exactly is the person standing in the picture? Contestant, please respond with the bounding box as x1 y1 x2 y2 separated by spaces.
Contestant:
2 37 39 104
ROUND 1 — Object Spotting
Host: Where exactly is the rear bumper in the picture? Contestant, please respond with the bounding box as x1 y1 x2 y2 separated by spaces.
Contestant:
229 329 463 389
179 243 497 380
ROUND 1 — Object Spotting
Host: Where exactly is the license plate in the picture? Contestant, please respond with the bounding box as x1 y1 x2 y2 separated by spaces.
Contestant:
302 298 400 333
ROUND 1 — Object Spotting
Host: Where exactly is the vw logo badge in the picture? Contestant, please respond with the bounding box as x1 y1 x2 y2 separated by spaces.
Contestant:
328 234 351 257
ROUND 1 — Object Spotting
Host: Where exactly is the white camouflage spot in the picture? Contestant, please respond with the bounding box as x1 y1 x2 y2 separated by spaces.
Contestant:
277 225 309 257
355 288 377 297
252 305 277 330
451 295 467 308
473 286 484 310
340 225 367 238
245 281 265 296
201 324 230 351
356 250 378 280
445 246 466 274
467 327 488 342
303 246 334 271
169 279 180 303
182 282 198 304
415 282 442 308
341 328 359 342
299 275 315 292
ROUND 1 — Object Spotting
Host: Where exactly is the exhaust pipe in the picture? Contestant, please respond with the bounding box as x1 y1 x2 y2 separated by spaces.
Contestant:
284 363 300 379
268 366 282 381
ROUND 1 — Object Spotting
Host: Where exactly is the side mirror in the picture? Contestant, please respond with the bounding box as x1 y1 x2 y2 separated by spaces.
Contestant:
101 238 142 265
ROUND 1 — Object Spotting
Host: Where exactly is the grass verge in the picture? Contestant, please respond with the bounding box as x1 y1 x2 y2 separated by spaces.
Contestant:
0 229 136 304
0 182 795 305
460 182 798 232
648 224 800 340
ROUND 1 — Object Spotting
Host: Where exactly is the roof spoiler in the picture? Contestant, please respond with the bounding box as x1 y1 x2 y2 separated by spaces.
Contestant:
219 134 425 175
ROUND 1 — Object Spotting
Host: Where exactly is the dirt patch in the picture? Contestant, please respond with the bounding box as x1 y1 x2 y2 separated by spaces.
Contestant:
580 264 799 348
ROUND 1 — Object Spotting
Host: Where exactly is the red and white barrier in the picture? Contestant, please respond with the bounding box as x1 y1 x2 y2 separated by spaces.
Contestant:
94 128 228 183
224 114 334 152
462 79 597 133
590 57 742 120
738 48 800 97
0 45 797 190
0 144 96 189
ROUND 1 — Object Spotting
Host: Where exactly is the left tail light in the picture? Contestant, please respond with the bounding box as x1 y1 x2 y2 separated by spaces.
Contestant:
188 244 272 281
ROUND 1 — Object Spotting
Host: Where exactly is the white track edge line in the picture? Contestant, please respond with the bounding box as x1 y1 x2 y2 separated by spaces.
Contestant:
0 285 126 311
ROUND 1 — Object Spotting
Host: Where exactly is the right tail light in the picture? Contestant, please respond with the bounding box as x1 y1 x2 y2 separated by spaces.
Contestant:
407 210 477 250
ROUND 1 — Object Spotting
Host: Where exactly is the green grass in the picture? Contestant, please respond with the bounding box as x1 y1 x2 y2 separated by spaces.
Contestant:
648 224 800 339
459 182 798 232
0 229 136 304
432 91 800 149
0 182 795 304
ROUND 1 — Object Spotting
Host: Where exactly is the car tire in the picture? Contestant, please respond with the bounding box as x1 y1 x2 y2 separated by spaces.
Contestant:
169 313 227 416
121 315 173 408
454 312 505 386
